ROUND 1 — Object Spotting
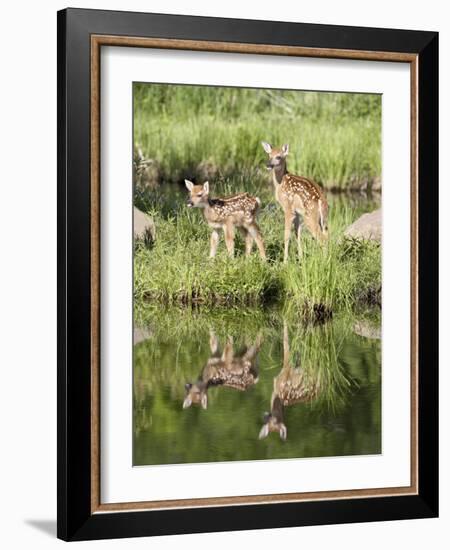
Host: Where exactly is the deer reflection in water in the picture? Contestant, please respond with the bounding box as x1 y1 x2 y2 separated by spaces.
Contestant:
259 322 321 441
183 331 262 410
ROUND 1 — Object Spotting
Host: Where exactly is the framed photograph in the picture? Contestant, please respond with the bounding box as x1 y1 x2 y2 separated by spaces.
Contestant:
57 8 438 541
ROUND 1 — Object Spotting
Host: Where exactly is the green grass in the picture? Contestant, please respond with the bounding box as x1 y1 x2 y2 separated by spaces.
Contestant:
134 183 381 315
134 84 381 191
133 83 381 317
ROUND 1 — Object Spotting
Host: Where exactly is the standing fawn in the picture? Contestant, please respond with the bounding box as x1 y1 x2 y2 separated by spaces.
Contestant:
183 332 262 409
261 142 329 262
259 323 321 441
185 180 266 260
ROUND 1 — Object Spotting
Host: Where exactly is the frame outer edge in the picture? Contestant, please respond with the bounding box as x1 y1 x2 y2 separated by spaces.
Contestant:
417 32 439 516
58 7 96 541
57 8 439 540
65 7 437 54
56 8 68 542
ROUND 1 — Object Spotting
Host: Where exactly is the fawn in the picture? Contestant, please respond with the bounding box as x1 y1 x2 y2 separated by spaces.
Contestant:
183 332 261 410
259 323 321 441
261 142 329 262
185 180 266 260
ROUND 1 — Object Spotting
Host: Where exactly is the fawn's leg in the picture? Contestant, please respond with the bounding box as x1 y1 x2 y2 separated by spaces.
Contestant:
318 199 329 243
238 227 254 256
223 223 235 257
209 330 219 354
283 320 290 368
209 230 220 258
222 337 234 364
283 211 294 263
305 213 326 247
294 213 303 259
243 333 263 361
248 222 266 261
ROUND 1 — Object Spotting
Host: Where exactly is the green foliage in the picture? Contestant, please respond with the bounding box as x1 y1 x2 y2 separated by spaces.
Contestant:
134 83 381 190
134 184 381 314
132 83 382 466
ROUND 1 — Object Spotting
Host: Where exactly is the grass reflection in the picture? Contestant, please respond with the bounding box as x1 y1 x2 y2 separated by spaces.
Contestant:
133 306 381 465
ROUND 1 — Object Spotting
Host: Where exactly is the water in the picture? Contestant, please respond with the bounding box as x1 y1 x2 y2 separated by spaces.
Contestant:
133 308 381 466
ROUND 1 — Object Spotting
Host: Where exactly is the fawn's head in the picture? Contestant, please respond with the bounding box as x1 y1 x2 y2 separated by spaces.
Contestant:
258 397 287 441
185 180 209 208
183 381 208 409
261 142 289 170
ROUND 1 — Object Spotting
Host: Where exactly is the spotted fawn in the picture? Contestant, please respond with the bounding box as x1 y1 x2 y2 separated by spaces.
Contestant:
183 332 261 410
259 323 321 441
185 180 266 260
261 142 328 262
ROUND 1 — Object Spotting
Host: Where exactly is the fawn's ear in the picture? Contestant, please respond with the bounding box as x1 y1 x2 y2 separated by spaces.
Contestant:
184 179 194 192
258 423 269 440
281 144 289 156
203 181 209 194
261 141 272 154
201 393 208 410
279 424 287 441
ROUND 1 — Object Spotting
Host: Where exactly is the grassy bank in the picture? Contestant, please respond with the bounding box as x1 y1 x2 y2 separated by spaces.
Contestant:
134 184 381 314
134 84 381 191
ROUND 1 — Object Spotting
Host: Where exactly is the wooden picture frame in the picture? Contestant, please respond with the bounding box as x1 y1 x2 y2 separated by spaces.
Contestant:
57 7 438 541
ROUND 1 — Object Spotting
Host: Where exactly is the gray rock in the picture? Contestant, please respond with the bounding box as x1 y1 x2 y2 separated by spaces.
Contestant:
134 327 153 346
344 209 381 242
353 320 381 340
134 207 156 243
371 176 382 192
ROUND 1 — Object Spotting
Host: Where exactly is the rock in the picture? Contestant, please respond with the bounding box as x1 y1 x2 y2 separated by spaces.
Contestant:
371 176 382 192
134 327 152 346
134 207 156 244
353 320 381 340
344 209 381 242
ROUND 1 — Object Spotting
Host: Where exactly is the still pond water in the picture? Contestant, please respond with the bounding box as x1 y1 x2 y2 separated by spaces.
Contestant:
133 308 381 466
